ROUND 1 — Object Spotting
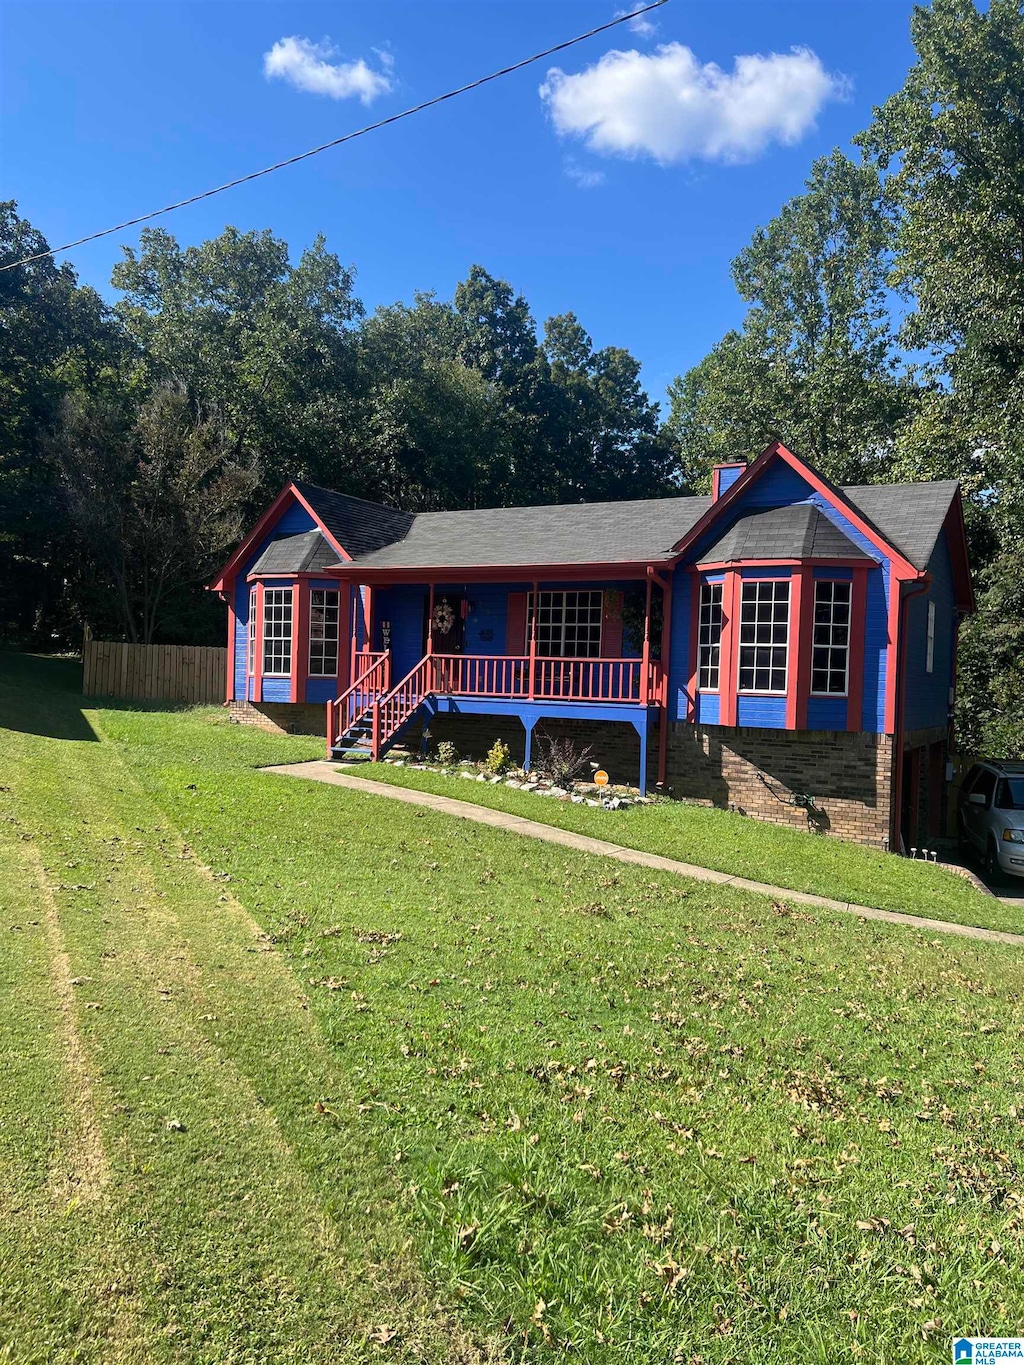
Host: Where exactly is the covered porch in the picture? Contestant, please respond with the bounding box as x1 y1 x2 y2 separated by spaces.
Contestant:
328 566 671 793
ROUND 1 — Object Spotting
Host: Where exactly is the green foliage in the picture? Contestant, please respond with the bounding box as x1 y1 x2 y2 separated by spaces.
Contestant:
434 739 459 767
665 153 916 492
621 585 664 658
484 738 513 776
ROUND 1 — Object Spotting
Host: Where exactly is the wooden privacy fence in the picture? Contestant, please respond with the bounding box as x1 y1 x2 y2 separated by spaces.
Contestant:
82 638 226 706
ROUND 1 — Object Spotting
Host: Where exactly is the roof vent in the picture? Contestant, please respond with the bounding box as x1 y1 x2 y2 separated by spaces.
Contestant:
712 462 747 501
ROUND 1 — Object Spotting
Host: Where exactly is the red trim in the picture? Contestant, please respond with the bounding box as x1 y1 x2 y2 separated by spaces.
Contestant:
720 568 741 727
686 570 700 721
330 560 667 586
790 566 812 730
253 583 264 703
846 567 867 732
225 601 236 703
208 482 352 593
337 586 353 692
657 570 673 787
943 491 975 613
671 440 922 580
246 570 340 583
696 556 869 572
292 583 308 703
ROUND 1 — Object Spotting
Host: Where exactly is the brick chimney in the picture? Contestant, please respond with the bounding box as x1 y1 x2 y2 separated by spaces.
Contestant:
711 462 746 501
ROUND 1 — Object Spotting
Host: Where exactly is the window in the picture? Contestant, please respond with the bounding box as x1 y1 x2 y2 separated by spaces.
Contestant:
698 582 723 691
926 600 936 674
811 580 851 695
528 590 603 658
262 587 293 676
309 588 340 676
996 778 1024 811
247 586 257 675
738 580 789 693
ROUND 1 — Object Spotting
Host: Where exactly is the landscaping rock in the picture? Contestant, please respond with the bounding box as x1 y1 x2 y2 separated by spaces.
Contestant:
586 799 601 807
489 775 502 784
570 794 585 804
476 773 487 782
460 772 476 780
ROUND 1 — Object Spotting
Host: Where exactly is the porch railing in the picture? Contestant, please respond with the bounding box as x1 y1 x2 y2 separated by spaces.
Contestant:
431 654 662 704
327 650 390 749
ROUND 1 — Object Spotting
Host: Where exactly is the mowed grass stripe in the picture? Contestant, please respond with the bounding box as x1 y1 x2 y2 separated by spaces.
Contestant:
0 666 495 1363
99 696 1024 1363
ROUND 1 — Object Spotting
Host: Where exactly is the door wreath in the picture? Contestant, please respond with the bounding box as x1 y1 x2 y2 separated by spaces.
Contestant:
431 598 456 636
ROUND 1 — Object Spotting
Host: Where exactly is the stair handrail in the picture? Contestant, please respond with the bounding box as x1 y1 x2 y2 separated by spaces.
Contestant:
327 650 390 750
370 654 435 759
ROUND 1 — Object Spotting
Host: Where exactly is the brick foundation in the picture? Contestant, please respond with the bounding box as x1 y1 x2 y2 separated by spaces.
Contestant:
664 723 895 847
228 699 327 737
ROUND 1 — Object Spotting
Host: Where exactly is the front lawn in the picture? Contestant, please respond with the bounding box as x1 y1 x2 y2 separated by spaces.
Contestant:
4 651 1024 1363
332 760 1009 932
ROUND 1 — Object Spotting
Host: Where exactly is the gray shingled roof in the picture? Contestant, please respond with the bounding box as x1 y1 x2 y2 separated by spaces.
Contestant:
294 482 414 558
840 480 959 570
250 530 338 575
288 476 956 574
348 495 713 570
697 504 873 565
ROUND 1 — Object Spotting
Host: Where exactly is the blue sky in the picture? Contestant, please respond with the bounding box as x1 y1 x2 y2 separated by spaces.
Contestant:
1 0 918 405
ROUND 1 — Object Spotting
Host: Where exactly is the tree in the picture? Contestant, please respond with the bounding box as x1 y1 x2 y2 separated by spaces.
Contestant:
53 387 256 644
111 226 364 495
861 0 1024 504
353 293 509 509
0 202 125 641
665 153 916 490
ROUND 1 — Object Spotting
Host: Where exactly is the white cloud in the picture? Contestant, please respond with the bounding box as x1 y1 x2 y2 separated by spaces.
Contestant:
540 42 846 166
565 159 606 189
263 36 394 105
615 4 658 39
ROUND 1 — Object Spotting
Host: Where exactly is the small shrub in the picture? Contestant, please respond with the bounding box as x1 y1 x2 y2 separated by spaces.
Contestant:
435 740 459 766
484 738 513 776
533 732 595 789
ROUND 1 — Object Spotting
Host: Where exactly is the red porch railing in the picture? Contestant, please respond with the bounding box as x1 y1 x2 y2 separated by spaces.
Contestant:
327 650 390 749
330 651 666 759
430 654 662 704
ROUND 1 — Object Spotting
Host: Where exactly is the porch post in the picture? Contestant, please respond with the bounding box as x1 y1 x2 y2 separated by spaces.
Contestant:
523 717 535 772
427 582 435 655
641 570 653 705
528 581 538 700
658 571 673 789
637 715 648 797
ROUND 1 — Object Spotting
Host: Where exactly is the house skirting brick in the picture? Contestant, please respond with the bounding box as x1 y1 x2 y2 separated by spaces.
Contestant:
663 723 895 848
228 699 327 736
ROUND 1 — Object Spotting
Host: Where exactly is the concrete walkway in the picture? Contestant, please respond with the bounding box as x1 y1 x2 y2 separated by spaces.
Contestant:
263 761 1024 949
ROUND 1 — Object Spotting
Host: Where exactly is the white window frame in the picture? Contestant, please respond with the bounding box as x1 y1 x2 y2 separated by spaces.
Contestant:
737 579 790 695
262 587 293 677
926 600 936 674
527 590 603 658
309 587 340 677
247 586 257 676
810 579 851 697
697 581 723 692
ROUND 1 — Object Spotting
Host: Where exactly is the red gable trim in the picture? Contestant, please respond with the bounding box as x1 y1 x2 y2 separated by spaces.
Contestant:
208 483 352 593
671 440 923 581
943 488 975 613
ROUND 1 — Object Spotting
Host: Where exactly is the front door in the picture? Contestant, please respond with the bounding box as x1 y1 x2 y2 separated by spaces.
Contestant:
426 594 465 654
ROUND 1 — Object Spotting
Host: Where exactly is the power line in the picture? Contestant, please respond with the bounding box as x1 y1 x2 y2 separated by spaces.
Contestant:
2 0 668 274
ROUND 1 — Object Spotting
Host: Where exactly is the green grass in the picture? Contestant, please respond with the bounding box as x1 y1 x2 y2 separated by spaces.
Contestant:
3 650 1024 1363
336 760 1011 932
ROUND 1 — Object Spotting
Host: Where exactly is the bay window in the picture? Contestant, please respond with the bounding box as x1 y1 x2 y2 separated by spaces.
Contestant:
811 580 851 695
697 581 723 690
262 587 293 676
309 588 340 676
738 580 789 693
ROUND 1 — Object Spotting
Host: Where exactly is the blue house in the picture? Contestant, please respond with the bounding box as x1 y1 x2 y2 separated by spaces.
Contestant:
210 441 973 850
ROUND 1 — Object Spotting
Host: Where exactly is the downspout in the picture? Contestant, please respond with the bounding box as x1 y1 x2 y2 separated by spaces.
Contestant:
890 576 931 855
